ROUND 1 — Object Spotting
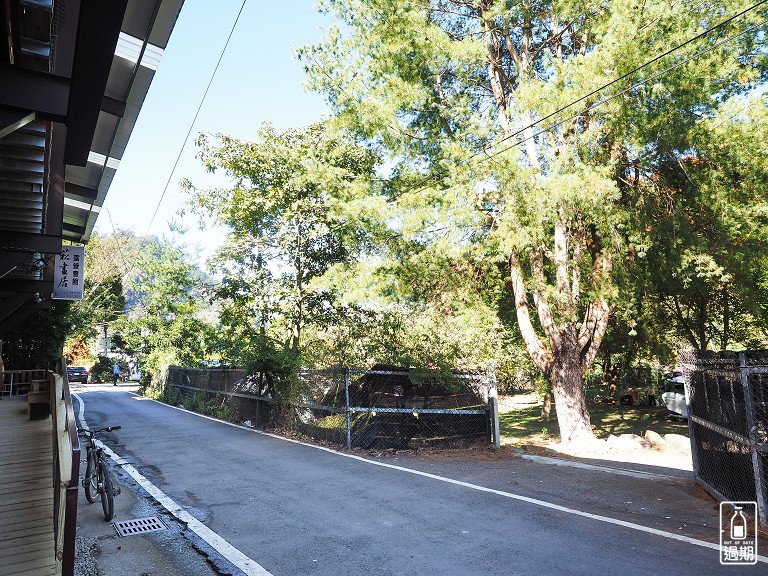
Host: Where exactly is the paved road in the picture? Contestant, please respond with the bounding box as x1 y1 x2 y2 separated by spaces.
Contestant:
73 386 762 576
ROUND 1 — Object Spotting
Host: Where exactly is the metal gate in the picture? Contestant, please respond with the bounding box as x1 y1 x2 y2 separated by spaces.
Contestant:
682 350 768 525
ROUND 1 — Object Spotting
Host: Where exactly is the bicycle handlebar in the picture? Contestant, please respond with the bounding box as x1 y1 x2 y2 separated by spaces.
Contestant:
77 425 121 436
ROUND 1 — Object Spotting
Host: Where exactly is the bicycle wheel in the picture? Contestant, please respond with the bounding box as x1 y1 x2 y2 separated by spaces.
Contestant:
84 451 98 504
98 462 114 521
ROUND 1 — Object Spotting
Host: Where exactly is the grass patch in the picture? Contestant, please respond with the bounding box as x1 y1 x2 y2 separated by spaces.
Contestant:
499 396 689 445
314 413 346 429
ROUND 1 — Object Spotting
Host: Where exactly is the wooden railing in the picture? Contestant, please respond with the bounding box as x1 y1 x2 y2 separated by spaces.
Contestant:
0 368 49 396
52 362 80 576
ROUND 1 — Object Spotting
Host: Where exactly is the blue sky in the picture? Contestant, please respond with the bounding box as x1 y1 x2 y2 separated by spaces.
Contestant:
97 0 331 261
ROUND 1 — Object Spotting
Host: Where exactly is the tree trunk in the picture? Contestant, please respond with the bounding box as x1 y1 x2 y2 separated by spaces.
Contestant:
601 354 619 403
509 251 606 443
720 286 729 351
540 391 552 421
551 335 593 443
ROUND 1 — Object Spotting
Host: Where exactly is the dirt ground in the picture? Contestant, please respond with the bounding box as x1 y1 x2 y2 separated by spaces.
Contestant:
497 392 694 471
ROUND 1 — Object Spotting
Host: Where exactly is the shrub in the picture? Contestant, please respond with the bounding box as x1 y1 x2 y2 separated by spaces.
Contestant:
90 355 118 383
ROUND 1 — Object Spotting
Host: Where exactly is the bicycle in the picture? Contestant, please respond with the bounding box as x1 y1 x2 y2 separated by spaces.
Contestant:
77 425 121 521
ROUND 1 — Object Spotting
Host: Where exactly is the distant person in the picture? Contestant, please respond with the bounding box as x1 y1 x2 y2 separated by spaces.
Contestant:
113 362 120 386
647 380 657 407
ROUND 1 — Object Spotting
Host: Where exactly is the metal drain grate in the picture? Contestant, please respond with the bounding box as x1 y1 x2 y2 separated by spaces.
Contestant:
113 516 167 537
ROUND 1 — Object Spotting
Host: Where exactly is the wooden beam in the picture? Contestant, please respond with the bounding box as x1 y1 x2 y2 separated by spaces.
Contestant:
101 95 125 118
65 182 98 201
0 250 34 278
44 123 65 237
0 65 69 123
0 294 26 322
63 0 128 166
0 279 52 293
62 222 86 236
0 232 62 254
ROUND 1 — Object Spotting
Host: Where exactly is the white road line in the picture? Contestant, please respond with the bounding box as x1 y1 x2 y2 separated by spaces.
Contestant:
516 453 686 481
72 392 272 576
139 395 768 564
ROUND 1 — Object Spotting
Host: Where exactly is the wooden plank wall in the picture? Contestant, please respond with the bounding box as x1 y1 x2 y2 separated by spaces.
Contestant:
0 396 56 576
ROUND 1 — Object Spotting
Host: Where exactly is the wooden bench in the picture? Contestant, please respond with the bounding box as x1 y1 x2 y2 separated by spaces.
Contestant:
27 379 50 419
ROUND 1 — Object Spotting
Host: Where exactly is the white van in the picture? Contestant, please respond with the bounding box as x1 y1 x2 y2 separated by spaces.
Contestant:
661 375 688 418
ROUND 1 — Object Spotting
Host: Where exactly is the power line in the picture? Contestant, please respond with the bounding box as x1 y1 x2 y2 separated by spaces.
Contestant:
483 0 768 154
145 0 249 233
360 15 768 240
76 207 134 306
88 1 250 305
105 206 132 274
388 0 768 200
476 17 768 167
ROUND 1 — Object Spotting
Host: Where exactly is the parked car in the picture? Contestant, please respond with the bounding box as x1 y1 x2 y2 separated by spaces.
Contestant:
661 375 687 418
66 366 89 383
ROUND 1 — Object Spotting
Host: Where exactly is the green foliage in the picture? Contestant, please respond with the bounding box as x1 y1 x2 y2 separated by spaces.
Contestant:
89 355 131 383
182 392 208 414
296 0 768 441
157 382 181 404
89 355 116 383
183 123 380 354
68 232 137 342
115 238 216 383
634 97 768 351
1 301 77 369
205 395 236 421
231 334 304 406
158 388 235 422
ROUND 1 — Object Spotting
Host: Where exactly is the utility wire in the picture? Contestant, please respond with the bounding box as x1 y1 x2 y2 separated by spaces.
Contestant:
391 0 768 199
475 18 768 168
77 207 134 306
145 0 248 233
483 0 768 154
105 206 132 274
359 15 768 239
91 0 250 304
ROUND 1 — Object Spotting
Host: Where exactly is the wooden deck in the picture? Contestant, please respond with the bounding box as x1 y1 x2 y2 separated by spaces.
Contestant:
0 396 56 576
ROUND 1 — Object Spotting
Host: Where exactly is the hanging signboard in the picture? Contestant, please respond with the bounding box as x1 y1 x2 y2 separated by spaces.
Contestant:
52 245 85 300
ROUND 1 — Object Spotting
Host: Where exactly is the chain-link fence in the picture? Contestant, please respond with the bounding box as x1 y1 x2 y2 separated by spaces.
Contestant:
166 365 499 450
295 367 496 449
167 366 276 428
682 350 768 525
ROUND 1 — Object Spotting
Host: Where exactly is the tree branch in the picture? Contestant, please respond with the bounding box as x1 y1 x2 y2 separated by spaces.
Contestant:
554 212 570 305
530 246 562 352
509 250 553 375
571 230 583 305
579 250 613 371
672 295 699 349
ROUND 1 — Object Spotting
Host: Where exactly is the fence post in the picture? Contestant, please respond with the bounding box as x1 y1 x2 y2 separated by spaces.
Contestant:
489 372 500 449
740 353 768 525
682 358 701 480
344 369 352 450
